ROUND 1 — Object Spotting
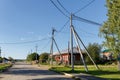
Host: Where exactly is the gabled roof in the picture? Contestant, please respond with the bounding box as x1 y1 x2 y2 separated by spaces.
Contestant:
53 47 80 55
102 49 111 53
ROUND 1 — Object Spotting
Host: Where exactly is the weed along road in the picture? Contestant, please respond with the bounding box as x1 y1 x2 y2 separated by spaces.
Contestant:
0 62 73 80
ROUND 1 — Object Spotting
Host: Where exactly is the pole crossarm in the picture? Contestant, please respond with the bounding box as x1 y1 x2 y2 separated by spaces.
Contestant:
70 14 74 71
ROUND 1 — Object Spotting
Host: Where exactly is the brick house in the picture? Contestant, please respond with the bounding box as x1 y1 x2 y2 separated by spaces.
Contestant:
53 47 85 65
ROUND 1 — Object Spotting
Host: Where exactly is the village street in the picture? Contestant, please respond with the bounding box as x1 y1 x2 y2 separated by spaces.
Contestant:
0 62 73 80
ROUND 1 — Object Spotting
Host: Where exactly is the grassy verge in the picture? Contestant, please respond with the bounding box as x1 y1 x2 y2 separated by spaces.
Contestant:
49 65 120 80
0 63 12 72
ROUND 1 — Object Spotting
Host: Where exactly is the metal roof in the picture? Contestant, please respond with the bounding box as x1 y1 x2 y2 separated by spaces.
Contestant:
53 47 80 55
102 49 111 53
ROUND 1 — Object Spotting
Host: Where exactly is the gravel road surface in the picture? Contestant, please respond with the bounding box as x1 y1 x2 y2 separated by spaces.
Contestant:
0 62 73 80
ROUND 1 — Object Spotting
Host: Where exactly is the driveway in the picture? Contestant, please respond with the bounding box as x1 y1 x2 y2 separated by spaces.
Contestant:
0 62 73 80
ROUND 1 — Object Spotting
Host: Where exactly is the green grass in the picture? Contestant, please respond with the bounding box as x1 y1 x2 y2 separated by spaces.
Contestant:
49 65 120 80
0 63 12 72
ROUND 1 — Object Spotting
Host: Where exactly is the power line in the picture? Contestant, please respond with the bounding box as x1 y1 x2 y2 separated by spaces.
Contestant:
50 0 69 18
53 20 69 38
0 37 50 44
57 0 70 15
74 0 95 14
74 26 98 36
73 15 102 26
39 39 51 52
57 20 69 33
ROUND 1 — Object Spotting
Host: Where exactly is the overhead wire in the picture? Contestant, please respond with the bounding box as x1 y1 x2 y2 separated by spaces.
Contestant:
74 25 98 36
0 37 50 44
73 15 102 26
74 0 95 14
50 0 100 26
50 0 102 38
57 19 69 33
56 0 70 15
38 39 51 52
51 20 69 38
50 0 69 18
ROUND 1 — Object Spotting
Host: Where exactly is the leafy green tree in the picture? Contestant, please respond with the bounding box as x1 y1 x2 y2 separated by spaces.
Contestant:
26 52 39 61
39 52 49 63
85 43 101 64
99 0 120 58
8 57 14 61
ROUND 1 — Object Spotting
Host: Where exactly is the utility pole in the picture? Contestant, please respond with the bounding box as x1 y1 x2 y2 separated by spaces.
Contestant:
50 28 56 65
69 18 99 71
70 14 74 71
50 28 63 65
68 41 70 66
72 27 88 72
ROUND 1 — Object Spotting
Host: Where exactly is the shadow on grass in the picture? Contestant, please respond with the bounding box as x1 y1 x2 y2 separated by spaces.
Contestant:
57 68 120 75
50 67 120 80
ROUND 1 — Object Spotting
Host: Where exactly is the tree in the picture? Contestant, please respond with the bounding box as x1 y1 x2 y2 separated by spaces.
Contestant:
26 52 39 61
100 0 120 58
39 52 49 63
0 57 3 63
85 43 101 64
8 57 14 61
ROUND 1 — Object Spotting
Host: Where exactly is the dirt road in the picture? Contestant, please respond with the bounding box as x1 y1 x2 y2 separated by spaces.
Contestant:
0 62 73 80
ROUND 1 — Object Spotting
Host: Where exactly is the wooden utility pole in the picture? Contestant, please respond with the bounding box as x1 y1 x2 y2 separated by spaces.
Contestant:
50 28 63 65
73 28 99 70
69 14 99 72
68 41 70 66
72 26 88 72
50 28 56 65
70 14 74 71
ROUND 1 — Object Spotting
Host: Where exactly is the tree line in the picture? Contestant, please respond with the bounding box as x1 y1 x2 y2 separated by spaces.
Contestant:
26 52 49 64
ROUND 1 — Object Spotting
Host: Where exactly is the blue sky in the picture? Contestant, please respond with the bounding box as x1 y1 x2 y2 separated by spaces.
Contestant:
0 0 107 59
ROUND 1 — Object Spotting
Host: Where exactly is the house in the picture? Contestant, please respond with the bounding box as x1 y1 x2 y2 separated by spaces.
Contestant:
53 47 85 65
101 49 113 60
2 57 9 63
